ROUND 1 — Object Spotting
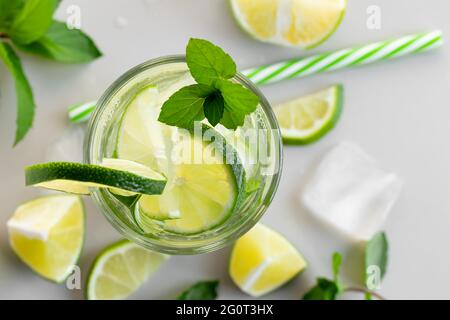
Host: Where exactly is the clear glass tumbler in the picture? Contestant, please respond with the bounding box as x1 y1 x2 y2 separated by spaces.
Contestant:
85 56 282 255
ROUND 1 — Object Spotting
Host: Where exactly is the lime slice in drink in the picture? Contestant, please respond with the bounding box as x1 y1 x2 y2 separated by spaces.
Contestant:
275 84 343 145
229 224 307 297
230 0 346 48
116 85 168 171
86 239 168 300
136 133 240 234
25 160 167 195
135 188 181 222
7 195 84 282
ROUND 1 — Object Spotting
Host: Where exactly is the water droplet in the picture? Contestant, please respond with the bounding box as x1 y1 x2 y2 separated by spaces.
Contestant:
114 16 128 29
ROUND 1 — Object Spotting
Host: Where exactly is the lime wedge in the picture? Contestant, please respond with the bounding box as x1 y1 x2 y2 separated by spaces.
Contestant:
86 239 168 300
230 0 346 48
229 224 307 297
275 84 343 145
25 160 167 195
7 195 84 282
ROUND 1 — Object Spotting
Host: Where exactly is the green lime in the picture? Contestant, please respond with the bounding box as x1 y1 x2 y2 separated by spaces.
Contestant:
25 159 167 195
230 0 346 48
275 84 343 145
135 132 241 235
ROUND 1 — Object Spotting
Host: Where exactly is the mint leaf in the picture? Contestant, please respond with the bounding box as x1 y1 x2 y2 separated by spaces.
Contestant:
365 292 373 300
217 80 259 129
303 278 340 300
14 20 102 63
158 84 215 128
203 92 224 126
8 0 59 44
0 0 24 32
159 38 257 130
0 42 35 145
186 38 236 86
365 232 388 280
332 252 342 282
177 280 219 300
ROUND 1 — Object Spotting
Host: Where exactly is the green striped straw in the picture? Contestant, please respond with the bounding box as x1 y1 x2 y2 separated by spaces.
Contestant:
68 101 97 123
68 30 443 123
243 30 443 85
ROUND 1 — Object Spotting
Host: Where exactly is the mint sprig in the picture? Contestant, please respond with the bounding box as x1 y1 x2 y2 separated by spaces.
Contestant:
14 20 102 63
186 38 236 85
303 233 389 300
0 0 102 146
177 280 219 300
158 38 259 130
365 231 388 280
0 42 35 145
303 252 343 300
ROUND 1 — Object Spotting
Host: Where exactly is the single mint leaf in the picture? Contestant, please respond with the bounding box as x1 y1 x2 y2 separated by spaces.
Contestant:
14 20 102 63
365 232 388 282
365 292 373 300
203 92 224 126
0 42 35 145
177 280 219 300
332 252 342 282
0 0 25 32
8 0 59 44
303 278 340 300
158 84 215 128
186 38 236 85
217 80 259 129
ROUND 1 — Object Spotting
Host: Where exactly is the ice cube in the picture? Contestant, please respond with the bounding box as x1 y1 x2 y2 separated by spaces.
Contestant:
301 142 403 240
40 125 86 196
45 125 85 163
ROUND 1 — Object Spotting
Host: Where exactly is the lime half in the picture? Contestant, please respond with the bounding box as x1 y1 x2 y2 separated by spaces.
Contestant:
275 84 343 145
7 195 84 282
25 160 167 195
86 239 168 300
229 224 307 297
230 0 346 48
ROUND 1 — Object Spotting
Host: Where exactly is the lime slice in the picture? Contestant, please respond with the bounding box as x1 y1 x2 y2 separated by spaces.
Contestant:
230 0 346 48
86 239 168 300
136 132 240 235
100 158 164 197
7 195 84 282
275 84 343 145
25 160 167 195
135 188 181 222
116 85 168 171
229 224 307 297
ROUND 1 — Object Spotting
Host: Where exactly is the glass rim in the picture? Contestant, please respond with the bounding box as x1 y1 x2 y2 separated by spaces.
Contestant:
84 55 283 255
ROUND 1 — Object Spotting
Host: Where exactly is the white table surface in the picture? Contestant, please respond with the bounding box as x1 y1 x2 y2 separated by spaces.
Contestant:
1 0 449 300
